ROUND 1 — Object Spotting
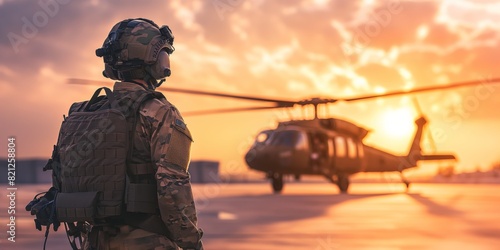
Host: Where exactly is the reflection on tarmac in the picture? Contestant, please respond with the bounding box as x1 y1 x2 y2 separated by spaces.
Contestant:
1 183 499 250
195 183 500 250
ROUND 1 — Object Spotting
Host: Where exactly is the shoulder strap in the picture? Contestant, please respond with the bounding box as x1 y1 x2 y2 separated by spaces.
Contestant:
127 90 165 114
84 87 117 112
152 90 165 99
126 91 162 163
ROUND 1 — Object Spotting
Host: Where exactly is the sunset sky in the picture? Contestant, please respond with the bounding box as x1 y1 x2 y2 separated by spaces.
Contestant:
1 0 499 177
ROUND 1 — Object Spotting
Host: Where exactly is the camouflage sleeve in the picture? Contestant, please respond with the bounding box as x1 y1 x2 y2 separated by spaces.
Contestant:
141 99 204 250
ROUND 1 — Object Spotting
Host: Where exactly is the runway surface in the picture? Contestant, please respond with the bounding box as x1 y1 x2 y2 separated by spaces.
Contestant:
1 182 500 249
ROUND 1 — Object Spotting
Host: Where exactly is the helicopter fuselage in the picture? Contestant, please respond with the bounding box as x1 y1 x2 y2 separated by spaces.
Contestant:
245 117 455 193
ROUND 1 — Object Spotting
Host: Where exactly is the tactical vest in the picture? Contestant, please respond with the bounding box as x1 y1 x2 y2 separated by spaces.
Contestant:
51 86 164 223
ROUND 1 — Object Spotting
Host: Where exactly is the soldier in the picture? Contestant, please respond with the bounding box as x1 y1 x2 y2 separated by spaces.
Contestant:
48 18 203 250
90 18 203 250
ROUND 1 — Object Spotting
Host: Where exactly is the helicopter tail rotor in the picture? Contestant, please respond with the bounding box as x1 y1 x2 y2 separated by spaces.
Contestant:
412 97 437 153
403 104 456 170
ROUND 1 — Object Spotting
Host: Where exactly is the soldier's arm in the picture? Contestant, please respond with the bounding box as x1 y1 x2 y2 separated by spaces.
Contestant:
145 101 203 249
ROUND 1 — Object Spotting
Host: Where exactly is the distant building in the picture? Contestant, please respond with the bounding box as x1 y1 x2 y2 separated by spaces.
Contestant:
188 160 221 183
0 158 219 184
0 158 51 184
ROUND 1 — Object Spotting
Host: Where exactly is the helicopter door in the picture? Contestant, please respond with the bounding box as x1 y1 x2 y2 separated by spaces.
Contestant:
327 137 335 172
310 133 329 173
291 131 309 170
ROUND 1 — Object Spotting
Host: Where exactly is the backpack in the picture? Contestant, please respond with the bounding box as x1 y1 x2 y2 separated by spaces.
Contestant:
48 86 164 223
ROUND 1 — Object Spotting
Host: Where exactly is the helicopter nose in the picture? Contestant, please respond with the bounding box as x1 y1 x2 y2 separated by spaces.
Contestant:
245 146 259 166
245 145 268 170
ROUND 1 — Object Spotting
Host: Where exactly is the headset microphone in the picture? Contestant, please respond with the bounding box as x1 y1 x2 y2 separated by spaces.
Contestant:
163 68 171 77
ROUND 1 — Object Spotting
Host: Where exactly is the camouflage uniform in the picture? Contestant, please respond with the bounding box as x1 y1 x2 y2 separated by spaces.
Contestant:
83 81 203 250
69 17 204 249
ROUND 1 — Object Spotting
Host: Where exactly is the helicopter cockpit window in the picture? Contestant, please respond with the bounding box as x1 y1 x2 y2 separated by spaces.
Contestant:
269 130 304 148
347 137 357 159
334 137 346 158
294 131 308 150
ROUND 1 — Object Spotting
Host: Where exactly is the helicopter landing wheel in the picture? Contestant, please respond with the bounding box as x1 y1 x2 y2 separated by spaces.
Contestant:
337 174 350 193
404 181 410 190
271 173 284 193
400 173 411 191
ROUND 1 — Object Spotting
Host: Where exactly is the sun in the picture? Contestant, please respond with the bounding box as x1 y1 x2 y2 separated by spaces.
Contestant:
380 107 415 137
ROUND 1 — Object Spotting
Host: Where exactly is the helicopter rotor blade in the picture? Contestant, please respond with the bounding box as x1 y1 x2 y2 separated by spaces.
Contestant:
68 77 500 113
156 86 297 107
341 78 500 102
412 97 423 115
183 106 281 116
67 78 296 107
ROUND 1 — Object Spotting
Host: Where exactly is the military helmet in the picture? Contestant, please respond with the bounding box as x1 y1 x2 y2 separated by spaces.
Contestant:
96 18 174 84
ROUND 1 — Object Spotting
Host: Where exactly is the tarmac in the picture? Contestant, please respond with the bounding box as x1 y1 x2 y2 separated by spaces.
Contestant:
1 182 500 249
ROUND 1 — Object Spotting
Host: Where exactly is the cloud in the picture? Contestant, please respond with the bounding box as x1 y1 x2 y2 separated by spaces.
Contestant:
355 63 405 89
1 0 500 172
423 24 460 47
350 1 438 50
437 0 500 30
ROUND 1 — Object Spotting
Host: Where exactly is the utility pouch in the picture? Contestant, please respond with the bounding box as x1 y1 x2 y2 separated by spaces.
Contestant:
56 192 99 222
126 183 158 214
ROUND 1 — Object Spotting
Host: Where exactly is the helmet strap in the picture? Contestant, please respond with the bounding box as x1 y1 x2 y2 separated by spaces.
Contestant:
156 79 166 88
119 68 146 80
118 66 163 90
143 71 158 90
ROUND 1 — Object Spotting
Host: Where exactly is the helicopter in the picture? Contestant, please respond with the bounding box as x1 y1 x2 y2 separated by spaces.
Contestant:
68 78 500 193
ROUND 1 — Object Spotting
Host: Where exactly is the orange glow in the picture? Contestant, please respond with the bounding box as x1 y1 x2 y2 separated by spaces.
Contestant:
380 107 415 138
416 25 429 40
0 0 500 175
